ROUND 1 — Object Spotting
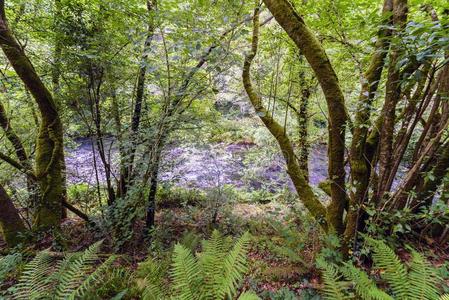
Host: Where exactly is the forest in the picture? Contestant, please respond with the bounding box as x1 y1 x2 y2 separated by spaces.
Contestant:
0 0 449 298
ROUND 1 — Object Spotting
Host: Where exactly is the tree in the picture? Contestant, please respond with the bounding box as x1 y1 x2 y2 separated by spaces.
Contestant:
244 0 449 252
0 0 66 229
0 183 26 247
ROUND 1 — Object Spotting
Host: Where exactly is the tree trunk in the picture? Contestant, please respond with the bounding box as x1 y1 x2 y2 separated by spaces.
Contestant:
0 2 66 229
0 183 26 247
263 0 348 233
344 0 393 248
376 0 408 203
243 1 328 230
119 0 157 196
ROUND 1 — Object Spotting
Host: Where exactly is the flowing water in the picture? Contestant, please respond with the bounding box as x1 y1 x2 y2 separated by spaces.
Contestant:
65 138 329 191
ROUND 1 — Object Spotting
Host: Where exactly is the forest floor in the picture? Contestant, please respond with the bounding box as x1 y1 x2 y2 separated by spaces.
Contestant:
2 196 449 298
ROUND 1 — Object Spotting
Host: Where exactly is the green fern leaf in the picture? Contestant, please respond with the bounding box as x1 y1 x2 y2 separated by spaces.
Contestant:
54 241 102 299
140 257 168 300
67 255 116 300
199 230 228 299
216 232 250 299
15 250 56 300
341 263 393 300
407 250 439 300
366 238 409 300
171 243 202 300
0 253 22 283
316 258 346 300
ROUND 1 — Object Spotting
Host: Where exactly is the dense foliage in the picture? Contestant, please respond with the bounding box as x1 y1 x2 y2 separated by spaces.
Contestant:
0 0 449 298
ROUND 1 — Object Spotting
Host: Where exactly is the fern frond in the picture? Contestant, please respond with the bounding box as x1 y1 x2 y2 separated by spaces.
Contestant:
316 258 346 300
199 230 228 298
140 257 168 300
238 291 261 300
171 243 201 300
216 232 250 299
180 231 200 252
365 238 409 300
15 249 56 300
407 250 439 300
0 253 22 283
439 294 449 300
142 280 165 300
341 263 393 300
54 241 102 299
67 255 116 300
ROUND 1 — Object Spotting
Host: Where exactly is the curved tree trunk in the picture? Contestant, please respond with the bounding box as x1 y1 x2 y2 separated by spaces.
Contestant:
243 1 328 230
262 0 348 233
0 2 66 229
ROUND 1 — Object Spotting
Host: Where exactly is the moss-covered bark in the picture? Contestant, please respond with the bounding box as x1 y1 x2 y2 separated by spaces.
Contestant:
263 0 347 233
0 3 65 229
344 0 393 248
376 0 408 203
0 183 26 247
243 1 328 230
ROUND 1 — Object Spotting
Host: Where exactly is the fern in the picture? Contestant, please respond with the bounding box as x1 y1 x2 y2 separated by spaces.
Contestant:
0 253 22 283
14 240 114 300
199 230 228 298
365 238 409 299
15 250 56 300
341 263 393 300
440 295 449 300
138 258 167 300
407 250 440 300
316 258 346 300
141 230 253 300
217 231 250 299
171 243 202 300
67 255 116 300
55 241 103 298
318 238 446 300
180 231 201 252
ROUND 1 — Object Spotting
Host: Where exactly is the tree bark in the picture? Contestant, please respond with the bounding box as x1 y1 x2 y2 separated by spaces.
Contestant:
119 0 157 196
0 1 66 229
0 183 26 247
243 1 328 230
376 0 408 203
344 0 393 248
263 0 348 233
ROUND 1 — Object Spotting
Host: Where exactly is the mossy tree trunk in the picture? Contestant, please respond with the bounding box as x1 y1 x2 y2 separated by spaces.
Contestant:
262 0 348 233
0 1 66 229
243 1 328 230
296 55 311 181
376 0 408 203
344 0 393 248
0 183 26 247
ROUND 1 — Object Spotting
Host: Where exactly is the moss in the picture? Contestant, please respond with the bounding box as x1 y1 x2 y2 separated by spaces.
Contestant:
33 120 65 229
242 1 328 231
0 184 27 247
262 0 348 233
0 10 66 230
